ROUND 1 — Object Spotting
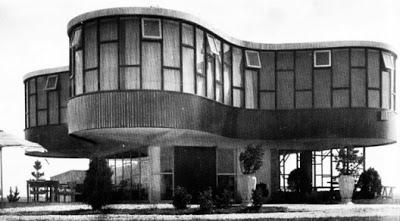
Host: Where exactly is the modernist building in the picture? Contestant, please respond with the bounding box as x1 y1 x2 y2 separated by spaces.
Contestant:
23 7 397 202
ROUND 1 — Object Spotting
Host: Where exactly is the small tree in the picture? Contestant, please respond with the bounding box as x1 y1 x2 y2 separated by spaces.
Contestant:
172 186 192 210
239 143 264 174
335 147 364 176
83 157 113 210
31 160 44 180
357 168 382 199
7 186 20 202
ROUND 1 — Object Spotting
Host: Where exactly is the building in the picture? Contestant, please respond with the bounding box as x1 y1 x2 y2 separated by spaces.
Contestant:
23 7 397 202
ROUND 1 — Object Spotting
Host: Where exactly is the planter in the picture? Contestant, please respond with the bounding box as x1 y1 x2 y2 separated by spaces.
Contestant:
240 174 257 205
338 175 355 203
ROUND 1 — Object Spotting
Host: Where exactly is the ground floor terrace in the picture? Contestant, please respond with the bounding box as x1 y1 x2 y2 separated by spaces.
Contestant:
103 144 369 203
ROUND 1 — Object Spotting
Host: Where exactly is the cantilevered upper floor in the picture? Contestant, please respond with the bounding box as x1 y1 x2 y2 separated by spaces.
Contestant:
24 7 397 158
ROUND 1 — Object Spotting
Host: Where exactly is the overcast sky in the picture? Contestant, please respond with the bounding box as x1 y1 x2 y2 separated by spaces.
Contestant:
0 0 399 198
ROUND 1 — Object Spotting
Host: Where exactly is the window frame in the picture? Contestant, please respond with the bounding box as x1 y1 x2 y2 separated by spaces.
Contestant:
313 50 331 68
206 34 220 55
141 18 162 39
245 50 261 68
382 51 394 70
44 75 58 91
71 28 82 49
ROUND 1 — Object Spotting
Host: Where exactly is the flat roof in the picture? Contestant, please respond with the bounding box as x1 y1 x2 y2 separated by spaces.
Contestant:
23 66 69 81
67 7 396 53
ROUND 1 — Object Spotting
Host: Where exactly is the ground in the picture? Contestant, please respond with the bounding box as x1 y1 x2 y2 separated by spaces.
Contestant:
0 203 400 220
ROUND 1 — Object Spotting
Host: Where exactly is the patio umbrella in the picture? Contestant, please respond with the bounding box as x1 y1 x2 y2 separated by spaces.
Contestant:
0 130 47 201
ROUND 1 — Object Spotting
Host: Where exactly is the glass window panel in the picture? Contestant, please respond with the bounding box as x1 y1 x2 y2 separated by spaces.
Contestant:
38 110 47 126
223 43 231 65
215 39 222 82
351 68 366 107
121 67 140 89
116 159 123 185
45 75 58 91
382 71 390 109
59 74 69 107
277 71 294 109
161 174 173 200
223 62 232 105
216 84 223 103
332 49 349 88
260 52 275 90
142 18 162 39
314 69 331 108
368 90 380 108
100 43 118 90
29 95 36 127
108 159 116 185
260 92 275 110
367 49 380 88
314 50 331 67
182 23 193 46
207 57 215 99
60 107 67 124
196 28 205 75
245 70 258 109
120 18 140 65
351 48 365 67
84 70 98 92
245 50 261 68
100 19 118 41
160 147 173 173
182 47 194 93
48 91 59 125
233 88 243 108
206 34 219 55
71 28 82 48
332 89 349 108
232 47 243 87
163 20 180 68
75 50 83 94
295 51 312 90
382 52 394 69
196 75 206 96
295 91 312 109
142 42 162 90
164 69 180 92
132 159 140 175
277 51 294 70
217 149 234 174
29 78 36 94
37 77 47 109
84 21 97 69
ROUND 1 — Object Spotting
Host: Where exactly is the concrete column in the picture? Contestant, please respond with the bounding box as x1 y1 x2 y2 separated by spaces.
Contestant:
300 151 313 186
269 149 280 198
148 146 161 203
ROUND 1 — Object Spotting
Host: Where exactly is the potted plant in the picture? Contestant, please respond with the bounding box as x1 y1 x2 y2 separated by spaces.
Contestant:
335 146 364 203
239 143 264 204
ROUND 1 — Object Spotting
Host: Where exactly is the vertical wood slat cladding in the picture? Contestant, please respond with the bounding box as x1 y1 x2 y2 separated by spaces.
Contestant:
163 20 180 68
295 51 312 90
367 49 380 88
84 21 98 69
120 18 140 65
314 69 331 108
332 49 349 88
142 42 162 90
260 52 275 90
100 43 118 90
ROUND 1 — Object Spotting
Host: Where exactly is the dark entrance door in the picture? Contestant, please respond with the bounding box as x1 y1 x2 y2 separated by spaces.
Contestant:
174 146 216 201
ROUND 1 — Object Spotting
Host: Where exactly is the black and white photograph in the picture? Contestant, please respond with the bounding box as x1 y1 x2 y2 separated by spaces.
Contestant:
0 0 399 220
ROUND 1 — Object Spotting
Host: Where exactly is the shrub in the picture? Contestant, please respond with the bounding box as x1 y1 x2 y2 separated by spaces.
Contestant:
214 188 233 209
239 144 264 174
255 183 269 199
7 186 20 202
251 188 263 210
83 157 113 210
172 186 192 210
198 187 213 213
357 167 382 199
287 168 312 194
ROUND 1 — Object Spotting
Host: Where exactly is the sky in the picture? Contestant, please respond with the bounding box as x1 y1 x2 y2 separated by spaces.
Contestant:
0 0 399 198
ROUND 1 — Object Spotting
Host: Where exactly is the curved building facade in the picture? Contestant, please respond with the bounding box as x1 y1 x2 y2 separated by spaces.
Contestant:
24 7 397 202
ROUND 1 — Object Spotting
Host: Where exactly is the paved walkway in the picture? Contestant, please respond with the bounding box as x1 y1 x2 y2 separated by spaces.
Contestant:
0 203 399 220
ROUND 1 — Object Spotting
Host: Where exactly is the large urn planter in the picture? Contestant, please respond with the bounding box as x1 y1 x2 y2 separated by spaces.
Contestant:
338 175 355 203
240 174 257 205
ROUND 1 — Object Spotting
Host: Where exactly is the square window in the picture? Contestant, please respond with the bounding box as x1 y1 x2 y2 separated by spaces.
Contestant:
245 50 261 68
142 18 162 39
382 51 394 69
314 50 331 68
71 28 82 48
45 75 58 90
206 34 220 55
